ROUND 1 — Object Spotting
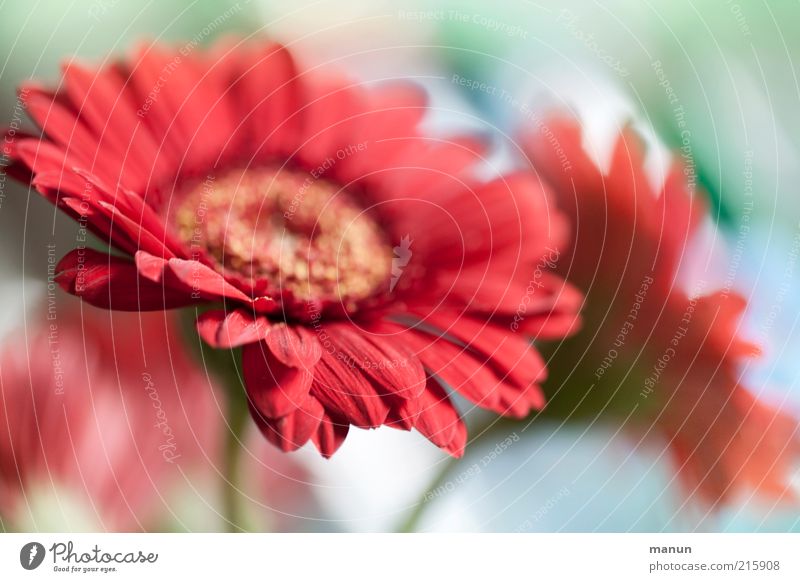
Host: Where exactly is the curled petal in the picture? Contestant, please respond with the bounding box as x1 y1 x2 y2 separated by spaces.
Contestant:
55 248 196 311
250 396 324 453
243 341 314 419
265 323 323 369
196 309 271 349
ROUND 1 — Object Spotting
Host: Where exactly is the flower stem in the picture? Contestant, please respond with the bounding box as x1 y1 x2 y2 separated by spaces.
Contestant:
177 308 251 532
397 456 459 533
397 415 522 533
222 383 248 533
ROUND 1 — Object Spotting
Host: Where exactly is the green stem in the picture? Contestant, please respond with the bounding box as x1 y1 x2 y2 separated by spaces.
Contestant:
397 415 524 533
177 307 250 533
222 384 248 533
398 456 459 533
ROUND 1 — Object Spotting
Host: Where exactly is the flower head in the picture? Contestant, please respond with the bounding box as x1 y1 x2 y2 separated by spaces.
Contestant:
4 40 580 458
522 117 799 505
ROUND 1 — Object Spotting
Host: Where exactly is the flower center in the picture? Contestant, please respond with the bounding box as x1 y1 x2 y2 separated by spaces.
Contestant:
172 167 392 310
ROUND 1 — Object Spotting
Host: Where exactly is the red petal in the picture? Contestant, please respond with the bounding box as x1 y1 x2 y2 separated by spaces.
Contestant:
296 76 365 169
310 349 391 428
243 342 314 419
312 412 349 458
322 323 426 399
382 322 500 409
61 62 169 187
228 42 301 158
128 43 239 173
196 309 270 349
416 379 467 458
250 396 323 453
265 323 322 368
420 312 548 390
55 248 196 311
165 257 251 303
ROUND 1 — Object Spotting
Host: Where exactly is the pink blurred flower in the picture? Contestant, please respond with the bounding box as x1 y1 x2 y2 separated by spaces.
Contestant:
0 303 308 530
522 117 799 506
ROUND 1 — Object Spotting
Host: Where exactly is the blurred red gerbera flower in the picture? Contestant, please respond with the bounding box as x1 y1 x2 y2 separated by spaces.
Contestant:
522 116 799 506
2 40 580 459
0 303 312 531
0 306 217 530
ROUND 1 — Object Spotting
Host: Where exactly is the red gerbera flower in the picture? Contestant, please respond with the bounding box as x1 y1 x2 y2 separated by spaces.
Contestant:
3 40 580 459
522 117 799 505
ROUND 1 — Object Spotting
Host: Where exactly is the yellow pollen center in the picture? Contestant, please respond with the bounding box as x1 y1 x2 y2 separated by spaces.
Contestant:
172 167 392 307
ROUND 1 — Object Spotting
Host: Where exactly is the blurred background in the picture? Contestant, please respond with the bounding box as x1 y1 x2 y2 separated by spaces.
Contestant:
1 0 799 532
